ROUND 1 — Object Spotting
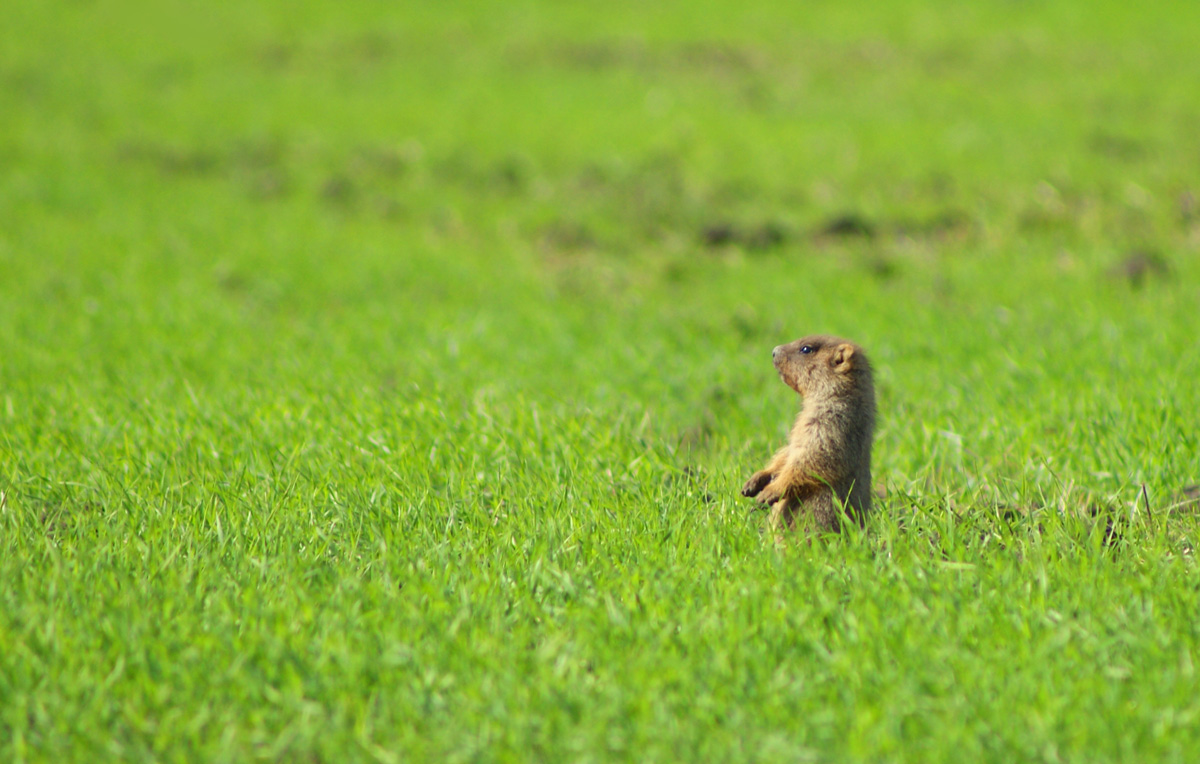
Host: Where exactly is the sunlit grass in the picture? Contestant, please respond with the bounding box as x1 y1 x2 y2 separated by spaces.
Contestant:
2 0 1199 761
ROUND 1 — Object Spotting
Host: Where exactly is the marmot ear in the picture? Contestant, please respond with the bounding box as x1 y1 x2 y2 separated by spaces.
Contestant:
831 343 855 372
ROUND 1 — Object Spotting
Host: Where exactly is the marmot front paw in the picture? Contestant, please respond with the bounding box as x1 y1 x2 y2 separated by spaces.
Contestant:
741 470 773 497
756 483 785 506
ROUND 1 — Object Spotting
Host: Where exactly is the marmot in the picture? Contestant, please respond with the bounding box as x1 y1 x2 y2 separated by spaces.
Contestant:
741 335 876 533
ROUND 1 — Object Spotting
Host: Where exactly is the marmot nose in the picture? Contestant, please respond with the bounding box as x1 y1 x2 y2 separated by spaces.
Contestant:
772 345 782 360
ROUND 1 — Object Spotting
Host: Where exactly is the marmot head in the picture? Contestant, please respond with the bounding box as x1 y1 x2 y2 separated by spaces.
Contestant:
773 335 872 398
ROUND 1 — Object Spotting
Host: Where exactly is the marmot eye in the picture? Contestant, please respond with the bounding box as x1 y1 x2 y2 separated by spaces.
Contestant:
800 345 813 354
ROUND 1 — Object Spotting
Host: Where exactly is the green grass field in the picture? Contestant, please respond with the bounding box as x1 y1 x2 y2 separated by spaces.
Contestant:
3 1 1200 761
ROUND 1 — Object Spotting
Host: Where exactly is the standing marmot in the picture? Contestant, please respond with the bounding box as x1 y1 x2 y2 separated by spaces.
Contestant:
741 335 876 533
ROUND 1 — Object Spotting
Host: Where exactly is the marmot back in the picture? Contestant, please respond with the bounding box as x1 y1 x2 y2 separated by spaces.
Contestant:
741 335 876 533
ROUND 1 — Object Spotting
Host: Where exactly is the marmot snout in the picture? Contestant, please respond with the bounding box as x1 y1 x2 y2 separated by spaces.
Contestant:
742 335 877 533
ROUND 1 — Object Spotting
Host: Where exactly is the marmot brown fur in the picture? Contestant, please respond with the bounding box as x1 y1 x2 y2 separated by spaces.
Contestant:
741 335 876 533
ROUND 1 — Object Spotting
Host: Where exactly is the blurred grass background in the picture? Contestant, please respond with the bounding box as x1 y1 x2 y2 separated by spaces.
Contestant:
2 1 1200 761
